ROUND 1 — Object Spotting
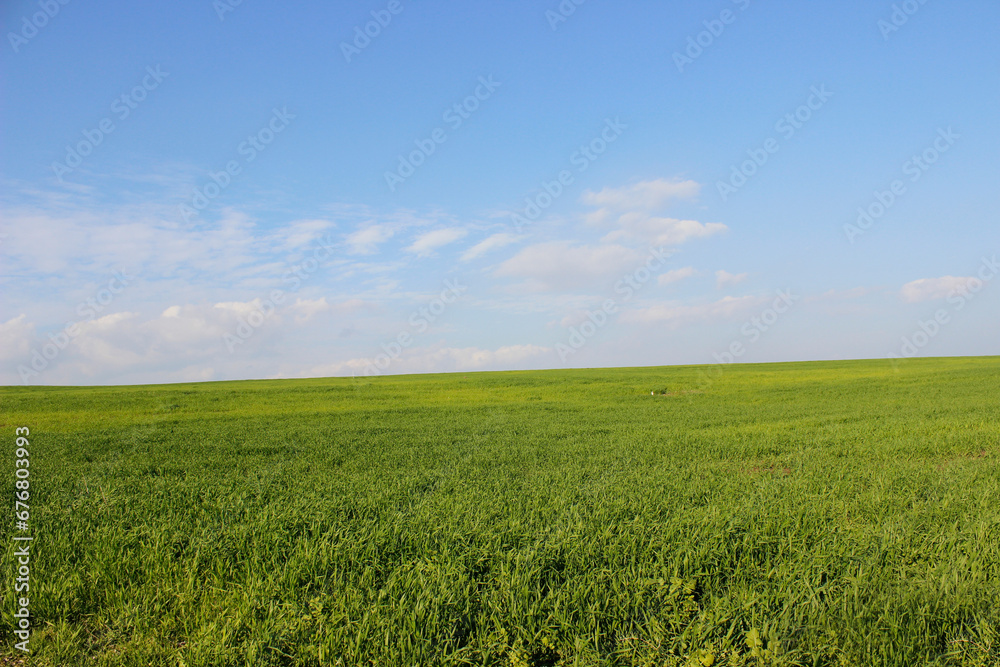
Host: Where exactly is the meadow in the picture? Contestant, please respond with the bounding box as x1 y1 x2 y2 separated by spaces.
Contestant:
1 356 998 666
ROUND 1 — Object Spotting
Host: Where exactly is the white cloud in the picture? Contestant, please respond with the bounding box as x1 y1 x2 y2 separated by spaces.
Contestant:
622 295 763 328
602 213 726 247
1 206 262 278
405 227 468 257
582 178 701 224
3 295 401 384
658 267 697 286
0 315 33 364
288 297 370 323
272 219 336 252
804 287 875 304
298 356 374 378
460 233 519 261
291 297 330 323
577 178 725 246
716 270 749 288
69 312 146 371
332 298 370 312
429 344 551 371
305 343 551 378
559 311 588 327
0 198 347 295
345 224 394 255
900 276 977 303
495 241 645 292
2 300 286 385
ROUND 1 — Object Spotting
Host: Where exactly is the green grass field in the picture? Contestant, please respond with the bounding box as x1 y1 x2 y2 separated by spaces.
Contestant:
2 356 999 666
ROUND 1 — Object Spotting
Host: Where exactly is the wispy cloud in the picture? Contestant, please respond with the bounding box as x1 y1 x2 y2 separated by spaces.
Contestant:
495 241 645 292
579 178 725 246
621 295 763 327
461 232 519 261
304 343 550 377
658 266 697 286
716 270 749 289
602 214 726 247
900 276 977 303
405 227 468 257
582 178 701 223
345 224 394 255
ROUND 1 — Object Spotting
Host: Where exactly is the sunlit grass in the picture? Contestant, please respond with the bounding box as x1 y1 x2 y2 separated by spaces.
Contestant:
1 356 998 665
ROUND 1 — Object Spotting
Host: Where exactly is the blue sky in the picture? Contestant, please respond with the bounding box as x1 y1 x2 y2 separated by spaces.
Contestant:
1 0 998 385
